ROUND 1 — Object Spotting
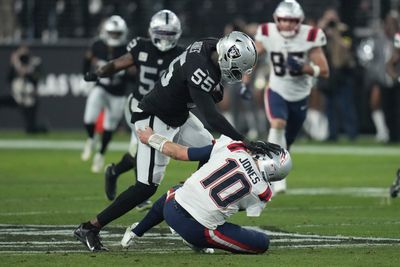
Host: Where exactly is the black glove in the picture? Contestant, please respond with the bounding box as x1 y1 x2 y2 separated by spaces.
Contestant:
286 55 304 73
84 72 98 82
243 139 282 159
238 83 252 100
211 84 224 103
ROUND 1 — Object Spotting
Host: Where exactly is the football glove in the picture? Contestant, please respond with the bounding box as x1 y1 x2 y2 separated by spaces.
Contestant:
84 72 98 82
211 84 224 103
286 55 304 73
243 139 282 159
238 83 252 101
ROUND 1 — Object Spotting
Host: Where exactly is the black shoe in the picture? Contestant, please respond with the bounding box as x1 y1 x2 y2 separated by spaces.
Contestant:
105 164 118 201
73 223 108 252
390 169 400 198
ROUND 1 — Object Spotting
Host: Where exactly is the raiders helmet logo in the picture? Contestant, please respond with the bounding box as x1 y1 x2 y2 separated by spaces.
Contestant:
227 45 241 59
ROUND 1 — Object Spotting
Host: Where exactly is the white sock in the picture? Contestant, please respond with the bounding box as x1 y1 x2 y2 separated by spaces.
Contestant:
268 128 287 149
372 110 389 138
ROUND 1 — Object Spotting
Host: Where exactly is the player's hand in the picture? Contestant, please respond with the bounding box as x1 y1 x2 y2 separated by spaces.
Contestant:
84 72 98 82
238 83 252 101
137 126 154 145
243 139 282 159
286 55 304 73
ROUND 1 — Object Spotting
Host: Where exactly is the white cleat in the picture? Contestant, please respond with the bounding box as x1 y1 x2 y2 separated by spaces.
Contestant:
271 178 287 195
81 139 95 161
182 239 215 254
121 222 139 248
91 153 104 173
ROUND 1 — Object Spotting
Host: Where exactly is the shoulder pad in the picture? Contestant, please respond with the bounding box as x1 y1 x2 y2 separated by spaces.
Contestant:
261 23 269 36
307 27 319 42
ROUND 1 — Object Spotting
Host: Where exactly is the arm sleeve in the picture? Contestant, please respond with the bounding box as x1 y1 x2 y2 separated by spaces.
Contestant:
189 86 245 141
187 145 213 161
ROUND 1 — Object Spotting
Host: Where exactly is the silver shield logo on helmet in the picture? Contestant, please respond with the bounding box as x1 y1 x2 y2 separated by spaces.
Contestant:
227 45 241 59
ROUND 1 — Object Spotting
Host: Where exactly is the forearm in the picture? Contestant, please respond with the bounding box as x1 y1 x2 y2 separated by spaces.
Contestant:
302 62 329 78
206 113 244 141
161 142 189 161
96 61 118 77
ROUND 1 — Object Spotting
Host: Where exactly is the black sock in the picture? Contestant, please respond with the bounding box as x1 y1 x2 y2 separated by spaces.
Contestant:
100 130 113 154
114 153 135 175
83 221 100 232
97 182 158 227
84 124 95 139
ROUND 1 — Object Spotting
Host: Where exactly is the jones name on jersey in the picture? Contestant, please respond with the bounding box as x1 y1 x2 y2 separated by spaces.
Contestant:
175 136 273 230
255 23 326 101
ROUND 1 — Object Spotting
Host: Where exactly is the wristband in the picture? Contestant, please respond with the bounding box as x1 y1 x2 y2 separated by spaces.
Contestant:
148 134 168 152
310 62 321 77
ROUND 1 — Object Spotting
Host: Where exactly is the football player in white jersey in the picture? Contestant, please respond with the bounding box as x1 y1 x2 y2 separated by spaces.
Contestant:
120 126 291 254
254 0 329 193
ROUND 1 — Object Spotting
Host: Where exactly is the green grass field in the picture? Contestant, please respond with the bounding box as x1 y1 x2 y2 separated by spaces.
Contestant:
0 131 399 266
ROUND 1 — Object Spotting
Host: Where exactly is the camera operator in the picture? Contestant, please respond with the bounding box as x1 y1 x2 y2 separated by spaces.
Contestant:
0 45 47 133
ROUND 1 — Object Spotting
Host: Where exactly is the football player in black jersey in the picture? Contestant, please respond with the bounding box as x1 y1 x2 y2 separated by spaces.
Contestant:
74 30 282 252
81 15 130 173
91 10 185 203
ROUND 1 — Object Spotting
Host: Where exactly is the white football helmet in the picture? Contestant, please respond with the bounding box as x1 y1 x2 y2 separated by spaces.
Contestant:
256 148 292 182
273 0 304 38
216 31 258 84
100 15 128 47
149 10 182 52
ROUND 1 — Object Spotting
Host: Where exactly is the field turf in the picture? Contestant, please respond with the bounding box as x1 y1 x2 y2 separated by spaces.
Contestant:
0 131 399 266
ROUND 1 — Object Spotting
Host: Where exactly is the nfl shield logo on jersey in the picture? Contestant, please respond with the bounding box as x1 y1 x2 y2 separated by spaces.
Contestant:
227 45 241 59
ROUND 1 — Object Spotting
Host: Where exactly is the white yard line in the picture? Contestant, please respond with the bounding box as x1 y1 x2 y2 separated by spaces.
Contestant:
0 139 399 155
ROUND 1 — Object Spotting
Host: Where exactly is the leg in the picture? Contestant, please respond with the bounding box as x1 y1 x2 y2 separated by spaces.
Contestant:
265 88 288 149
105 95 138 200
82 87 104 161
163 198 268 254
92 93 125 173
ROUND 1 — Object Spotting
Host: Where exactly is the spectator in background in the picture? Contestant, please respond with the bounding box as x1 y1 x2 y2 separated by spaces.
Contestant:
362 12 399 143
0 45 47 133
318 8 358 141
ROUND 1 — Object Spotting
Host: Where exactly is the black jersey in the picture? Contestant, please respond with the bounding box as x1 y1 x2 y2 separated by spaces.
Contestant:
138 38 222 127
91 39 128 96
127 37 184 101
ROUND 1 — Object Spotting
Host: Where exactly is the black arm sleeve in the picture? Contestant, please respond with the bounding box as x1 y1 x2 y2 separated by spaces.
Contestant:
187 145 213 161
189 86 245 141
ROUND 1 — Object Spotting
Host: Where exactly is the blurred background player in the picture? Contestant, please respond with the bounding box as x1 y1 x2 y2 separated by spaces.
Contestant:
74 31 281 252
94 10 184 205
0 44 47 134
254 0 329 193
81 15 130 173
121 126 292 254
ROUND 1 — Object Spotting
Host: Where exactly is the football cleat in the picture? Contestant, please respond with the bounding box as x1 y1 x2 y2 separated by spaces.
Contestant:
135 199 152 211
121 222 139 248
81 138 95 161
73 223 108 252
182 239 215 254
104 164 118 201
91 153 104 173
390 169 400 198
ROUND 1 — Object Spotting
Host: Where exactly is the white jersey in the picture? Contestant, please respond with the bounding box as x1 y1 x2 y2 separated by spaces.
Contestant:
255 23 327 101
175 136 273 230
